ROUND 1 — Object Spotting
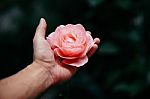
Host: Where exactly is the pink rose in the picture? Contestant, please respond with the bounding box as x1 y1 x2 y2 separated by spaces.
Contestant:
47 24 94 67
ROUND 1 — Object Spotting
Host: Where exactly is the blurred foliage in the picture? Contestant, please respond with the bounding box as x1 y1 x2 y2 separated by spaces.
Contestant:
0 0 150 99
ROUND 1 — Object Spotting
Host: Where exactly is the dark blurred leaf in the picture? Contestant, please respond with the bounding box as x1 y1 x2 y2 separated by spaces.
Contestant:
133 15 144 27
99 42 120 54
114 82 144 96
115 0 131 9
106 70 121 86
147 71 150 85
128 56 146 74
128 30 141 43
87 0 104 7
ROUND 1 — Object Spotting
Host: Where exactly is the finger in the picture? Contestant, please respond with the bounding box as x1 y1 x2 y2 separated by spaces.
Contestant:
86 31 91 35
94 38 100 45
87 44 98 57
34 18 47 39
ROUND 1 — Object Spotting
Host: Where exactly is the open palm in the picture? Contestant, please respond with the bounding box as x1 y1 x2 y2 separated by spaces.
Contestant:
33 18 100 84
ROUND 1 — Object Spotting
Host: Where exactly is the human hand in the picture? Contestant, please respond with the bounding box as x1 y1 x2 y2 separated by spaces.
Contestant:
0 18 100 99
33 18 100 84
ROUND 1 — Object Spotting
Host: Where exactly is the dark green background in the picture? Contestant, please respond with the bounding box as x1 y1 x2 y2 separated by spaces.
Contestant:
0 0 150 99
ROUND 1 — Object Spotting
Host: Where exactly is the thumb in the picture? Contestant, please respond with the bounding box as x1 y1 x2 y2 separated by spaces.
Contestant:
34 18 47 39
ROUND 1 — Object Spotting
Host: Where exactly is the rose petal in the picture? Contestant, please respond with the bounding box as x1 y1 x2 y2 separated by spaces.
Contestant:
47 24 94 68
54 48 78 59
54 45 85 58
76 31 94 57
62 55 88 67
47 32 59 49
47 25 66 49
75 24 86 34
65 24 86 37
86 31 94 51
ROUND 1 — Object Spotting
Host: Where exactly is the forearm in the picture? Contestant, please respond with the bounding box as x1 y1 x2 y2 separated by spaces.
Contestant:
0 62 54 99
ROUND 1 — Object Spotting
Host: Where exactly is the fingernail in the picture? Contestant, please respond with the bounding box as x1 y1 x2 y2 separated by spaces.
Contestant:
87 31 91 35
39 18 44 26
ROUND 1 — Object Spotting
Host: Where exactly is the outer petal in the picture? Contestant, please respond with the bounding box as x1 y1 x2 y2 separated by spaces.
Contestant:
75 24 86 34
61 45 85 56
76 31 94 57
62 55 88 67
47 32 59 49
54 48 78 59
65 24 86 37
47 25 65 49
86 31 94 51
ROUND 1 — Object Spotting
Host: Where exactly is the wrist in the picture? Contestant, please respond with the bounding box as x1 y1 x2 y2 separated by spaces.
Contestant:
30 61 55 87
